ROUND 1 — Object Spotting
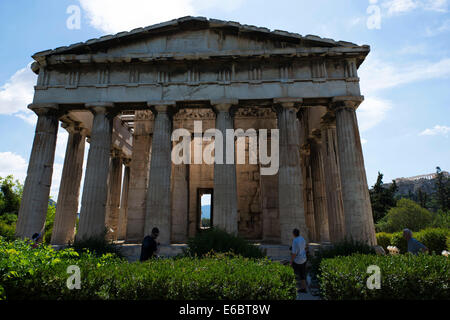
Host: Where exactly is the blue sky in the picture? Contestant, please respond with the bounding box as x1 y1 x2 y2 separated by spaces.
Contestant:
0 0 449 200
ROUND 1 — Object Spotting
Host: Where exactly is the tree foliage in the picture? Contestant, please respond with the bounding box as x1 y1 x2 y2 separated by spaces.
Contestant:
0 175 23 217
369 172 398 223
376 198 433 233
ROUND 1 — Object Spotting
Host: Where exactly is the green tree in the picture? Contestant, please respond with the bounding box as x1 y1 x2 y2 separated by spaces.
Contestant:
0 175 23 216
369 172 398 223
435 167 450 212
376 198 433 233
417 188 428 208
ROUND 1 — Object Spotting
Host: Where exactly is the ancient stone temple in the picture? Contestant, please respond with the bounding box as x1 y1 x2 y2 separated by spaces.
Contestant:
15 17 376 246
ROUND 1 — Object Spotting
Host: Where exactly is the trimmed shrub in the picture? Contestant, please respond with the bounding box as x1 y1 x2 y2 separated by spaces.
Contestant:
310 239 376 276
376 232 392 252
389 228 449 254
69 231 123 258
416 228 449 254
319 254 450 300
184 228 265 259
0 237 295 300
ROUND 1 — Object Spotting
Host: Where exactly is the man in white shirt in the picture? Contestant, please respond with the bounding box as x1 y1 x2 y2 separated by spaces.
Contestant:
291 228 307 293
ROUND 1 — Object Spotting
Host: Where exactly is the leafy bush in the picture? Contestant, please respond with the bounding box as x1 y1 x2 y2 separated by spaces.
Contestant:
376 199 433 233
416 228 449 254
388 228 449 254
184 228 265 259
375 232 392 252
319 254 450 300
390 232 407 253
0 237 295 300
431 210 450 229
69 232 123 258
310 239 376 276
0 221 16 241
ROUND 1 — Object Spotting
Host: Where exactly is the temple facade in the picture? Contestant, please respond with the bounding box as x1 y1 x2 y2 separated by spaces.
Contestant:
15 17 376 246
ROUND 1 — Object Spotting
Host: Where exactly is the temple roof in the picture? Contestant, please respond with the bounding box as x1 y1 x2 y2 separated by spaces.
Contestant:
32 16 369 60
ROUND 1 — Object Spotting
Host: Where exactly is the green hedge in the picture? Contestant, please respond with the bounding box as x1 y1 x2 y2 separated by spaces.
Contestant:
0 237 295 300
184 228 266 258
375 232 392 252
319 254 450 300
388 228 449 254
310 239 376 276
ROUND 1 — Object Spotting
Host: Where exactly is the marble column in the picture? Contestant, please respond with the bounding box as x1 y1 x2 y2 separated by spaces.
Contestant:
333 96 376 245
321 115 346 242
126 110 153 242
105 149 123 241
117 161 130 240
77 103 115 241
310 140 330 243
171 163 188 243
298 110 316 242
276 99 308 245
145 103 174 244
15 104 59 239
51 123 86 245
212 100 238 235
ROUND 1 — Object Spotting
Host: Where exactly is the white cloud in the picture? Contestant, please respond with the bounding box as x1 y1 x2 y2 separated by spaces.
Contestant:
383 0 448 15
0 152 28 182
78 0 244 34
426 19 450 36
357 97 393 132
359 57 450 94
0 63 37 125
383 0 419 15
419 125 450 136
361 138 368 145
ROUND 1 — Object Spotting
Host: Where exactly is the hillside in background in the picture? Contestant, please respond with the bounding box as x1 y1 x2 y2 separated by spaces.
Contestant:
384 171 449 197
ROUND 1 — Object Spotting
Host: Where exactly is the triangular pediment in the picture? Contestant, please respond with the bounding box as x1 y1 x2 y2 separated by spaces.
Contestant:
33 16 366 60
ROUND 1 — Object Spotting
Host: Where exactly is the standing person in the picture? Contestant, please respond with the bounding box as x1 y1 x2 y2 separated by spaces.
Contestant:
291 228 308 293
403 229 428 255
31 233 42 249
140 227 160 262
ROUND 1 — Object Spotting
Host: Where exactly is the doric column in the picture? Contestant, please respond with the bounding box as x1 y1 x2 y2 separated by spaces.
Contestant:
117 160 130 240
298 109 316 242
126 110 153 242
211 100 238 235
310 138 330 243
275 98 308 245
51 122 86 244
171 162 188 243
105 149 123 241
77 102 116 241
145 102 174 244
15 104 59 239
332 96 376 245
320 114 346 242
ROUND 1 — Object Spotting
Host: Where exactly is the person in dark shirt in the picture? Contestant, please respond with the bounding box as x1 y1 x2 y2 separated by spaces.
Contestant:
140 227 160 261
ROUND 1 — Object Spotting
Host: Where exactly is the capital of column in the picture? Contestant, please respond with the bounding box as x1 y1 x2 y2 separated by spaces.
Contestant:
110 148 122 159
61 121 88 136
330 96 364 112
210 99 239 115
85 102 117 117
147 101 176 116
320 110 337 128
28 103 59 116
273 98 303 115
